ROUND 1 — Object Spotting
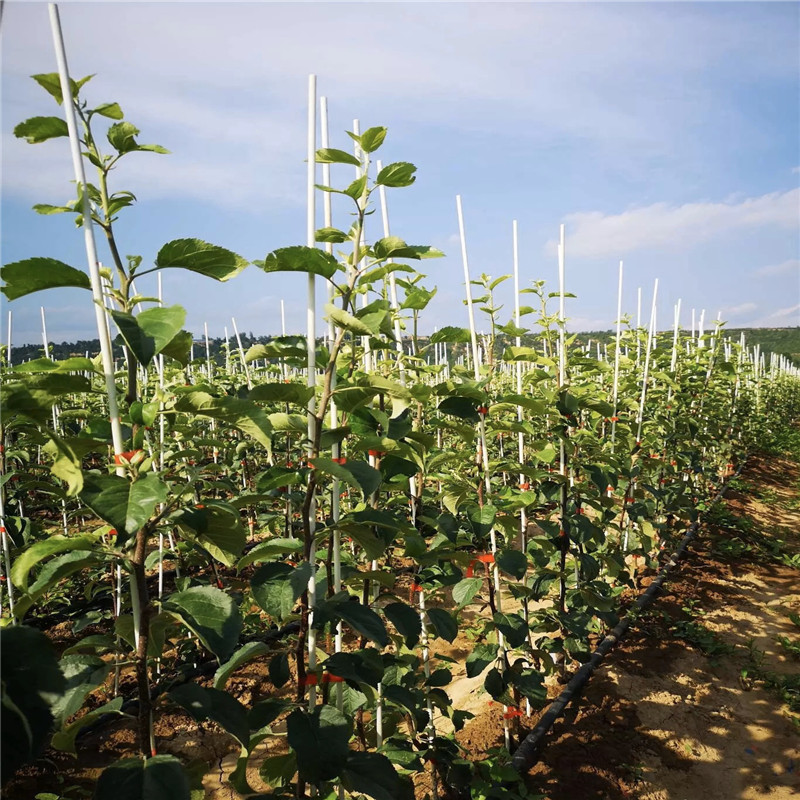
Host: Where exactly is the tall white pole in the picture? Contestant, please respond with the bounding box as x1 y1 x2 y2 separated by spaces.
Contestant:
456 195 509 749
5 311 12 367
48 3 124 459
305 74 318 710
610 261 624 450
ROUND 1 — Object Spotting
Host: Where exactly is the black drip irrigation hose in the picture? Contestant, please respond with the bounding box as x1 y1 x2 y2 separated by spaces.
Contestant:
510 462 745 774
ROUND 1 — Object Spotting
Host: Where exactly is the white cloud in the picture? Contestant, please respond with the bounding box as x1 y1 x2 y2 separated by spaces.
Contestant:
744 304 800 328
754 258 800 278
722 302 758 316
550 188 800 259
793 167 800 174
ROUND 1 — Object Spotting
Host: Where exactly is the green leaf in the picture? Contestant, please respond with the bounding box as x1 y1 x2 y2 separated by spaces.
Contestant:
315 147 361 166
159 329 193 366
426 608 458 643
13 116 69 144
484 667 506 701
52 697 124 754
259 752 297 788
106 122 169 155
508 669 547 703
376 162 416 187
31 72 93 104
174 392 272 453
94 102 124 119
162 585 242 661
452 577 483 608
248 382 314 405
111 305 186 368
155 239 248 282
287 705 352 783
315 226 349 244
214 642 270 690
51 654 110 728
1 626 66 778
496 549 528 580
259 246 339 279
1 258 90 301
344 175 368 200
168 683 250 748
372 238 442 260
331 597 389 647
310 457 381 498
251 562 311 621
326 304 378 337
341 751 412 800
174 502 246 567
10 534 99 592
430 326 471 344
438 396 479 422
93 755 190 800
80 473 168 548
492 612 529 648
13 550 101 618
268 653 291 689
383 602 421 647
358 127 387 153
465 643 497 678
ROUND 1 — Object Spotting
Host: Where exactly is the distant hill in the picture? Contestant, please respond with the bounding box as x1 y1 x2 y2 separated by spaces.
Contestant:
5 327 799 368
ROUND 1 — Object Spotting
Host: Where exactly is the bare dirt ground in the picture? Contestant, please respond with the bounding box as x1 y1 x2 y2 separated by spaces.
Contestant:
522 452 800 800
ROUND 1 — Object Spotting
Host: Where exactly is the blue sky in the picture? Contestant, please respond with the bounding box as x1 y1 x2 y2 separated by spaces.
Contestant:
2 1 799 346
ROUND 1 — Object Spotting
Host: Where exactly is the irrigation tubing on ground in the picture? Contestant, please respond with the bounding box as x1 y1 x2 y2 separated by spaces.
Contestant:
510 461 745 774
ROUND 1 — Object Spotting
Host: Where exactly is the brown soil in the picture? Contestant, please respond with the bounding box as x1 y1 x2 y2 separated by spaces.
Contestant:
522 453 800 800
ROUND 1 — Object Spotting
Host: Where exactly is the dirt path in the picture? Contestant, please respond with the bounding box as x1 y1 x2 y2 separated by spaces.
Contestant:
526 452 800 800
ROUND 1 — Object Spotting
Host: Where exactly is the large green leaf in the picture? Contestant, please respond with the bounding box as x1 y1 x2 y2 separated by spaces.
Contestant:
1 258 90 301
168 683 249 748
358 126 387 153
31 72 93 104
174 391 272 453
93 755 190 800
287 705 352 783
383 602 421 648
158 329 193 366
310 457 381 498
107 122 169 155
13 116 69 144
214 642 270 690
162 585 242 661
51 654 110 728
80 473 168 548
376 162 416 187
251 562 311 621
496 549 528 580
1 626 66 779
430 326 471 344
248 382 314 405
155 239 248 282
331 597 389 647
426 608 458 643
14 550 102 618
111 305 186 367
341 751 413 800
10 534 99 592
315 147 361 166
451 577 483 608
465 643 498 678
372 237 443 261
52 697 125 754
174 501 246 567
326 304 380 337
259 246 340 279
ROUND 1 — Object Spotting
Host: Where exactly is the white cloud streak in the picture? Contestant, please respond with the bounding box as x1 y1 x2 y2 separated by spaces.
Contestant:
754 258 800 278
550 189 800 259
